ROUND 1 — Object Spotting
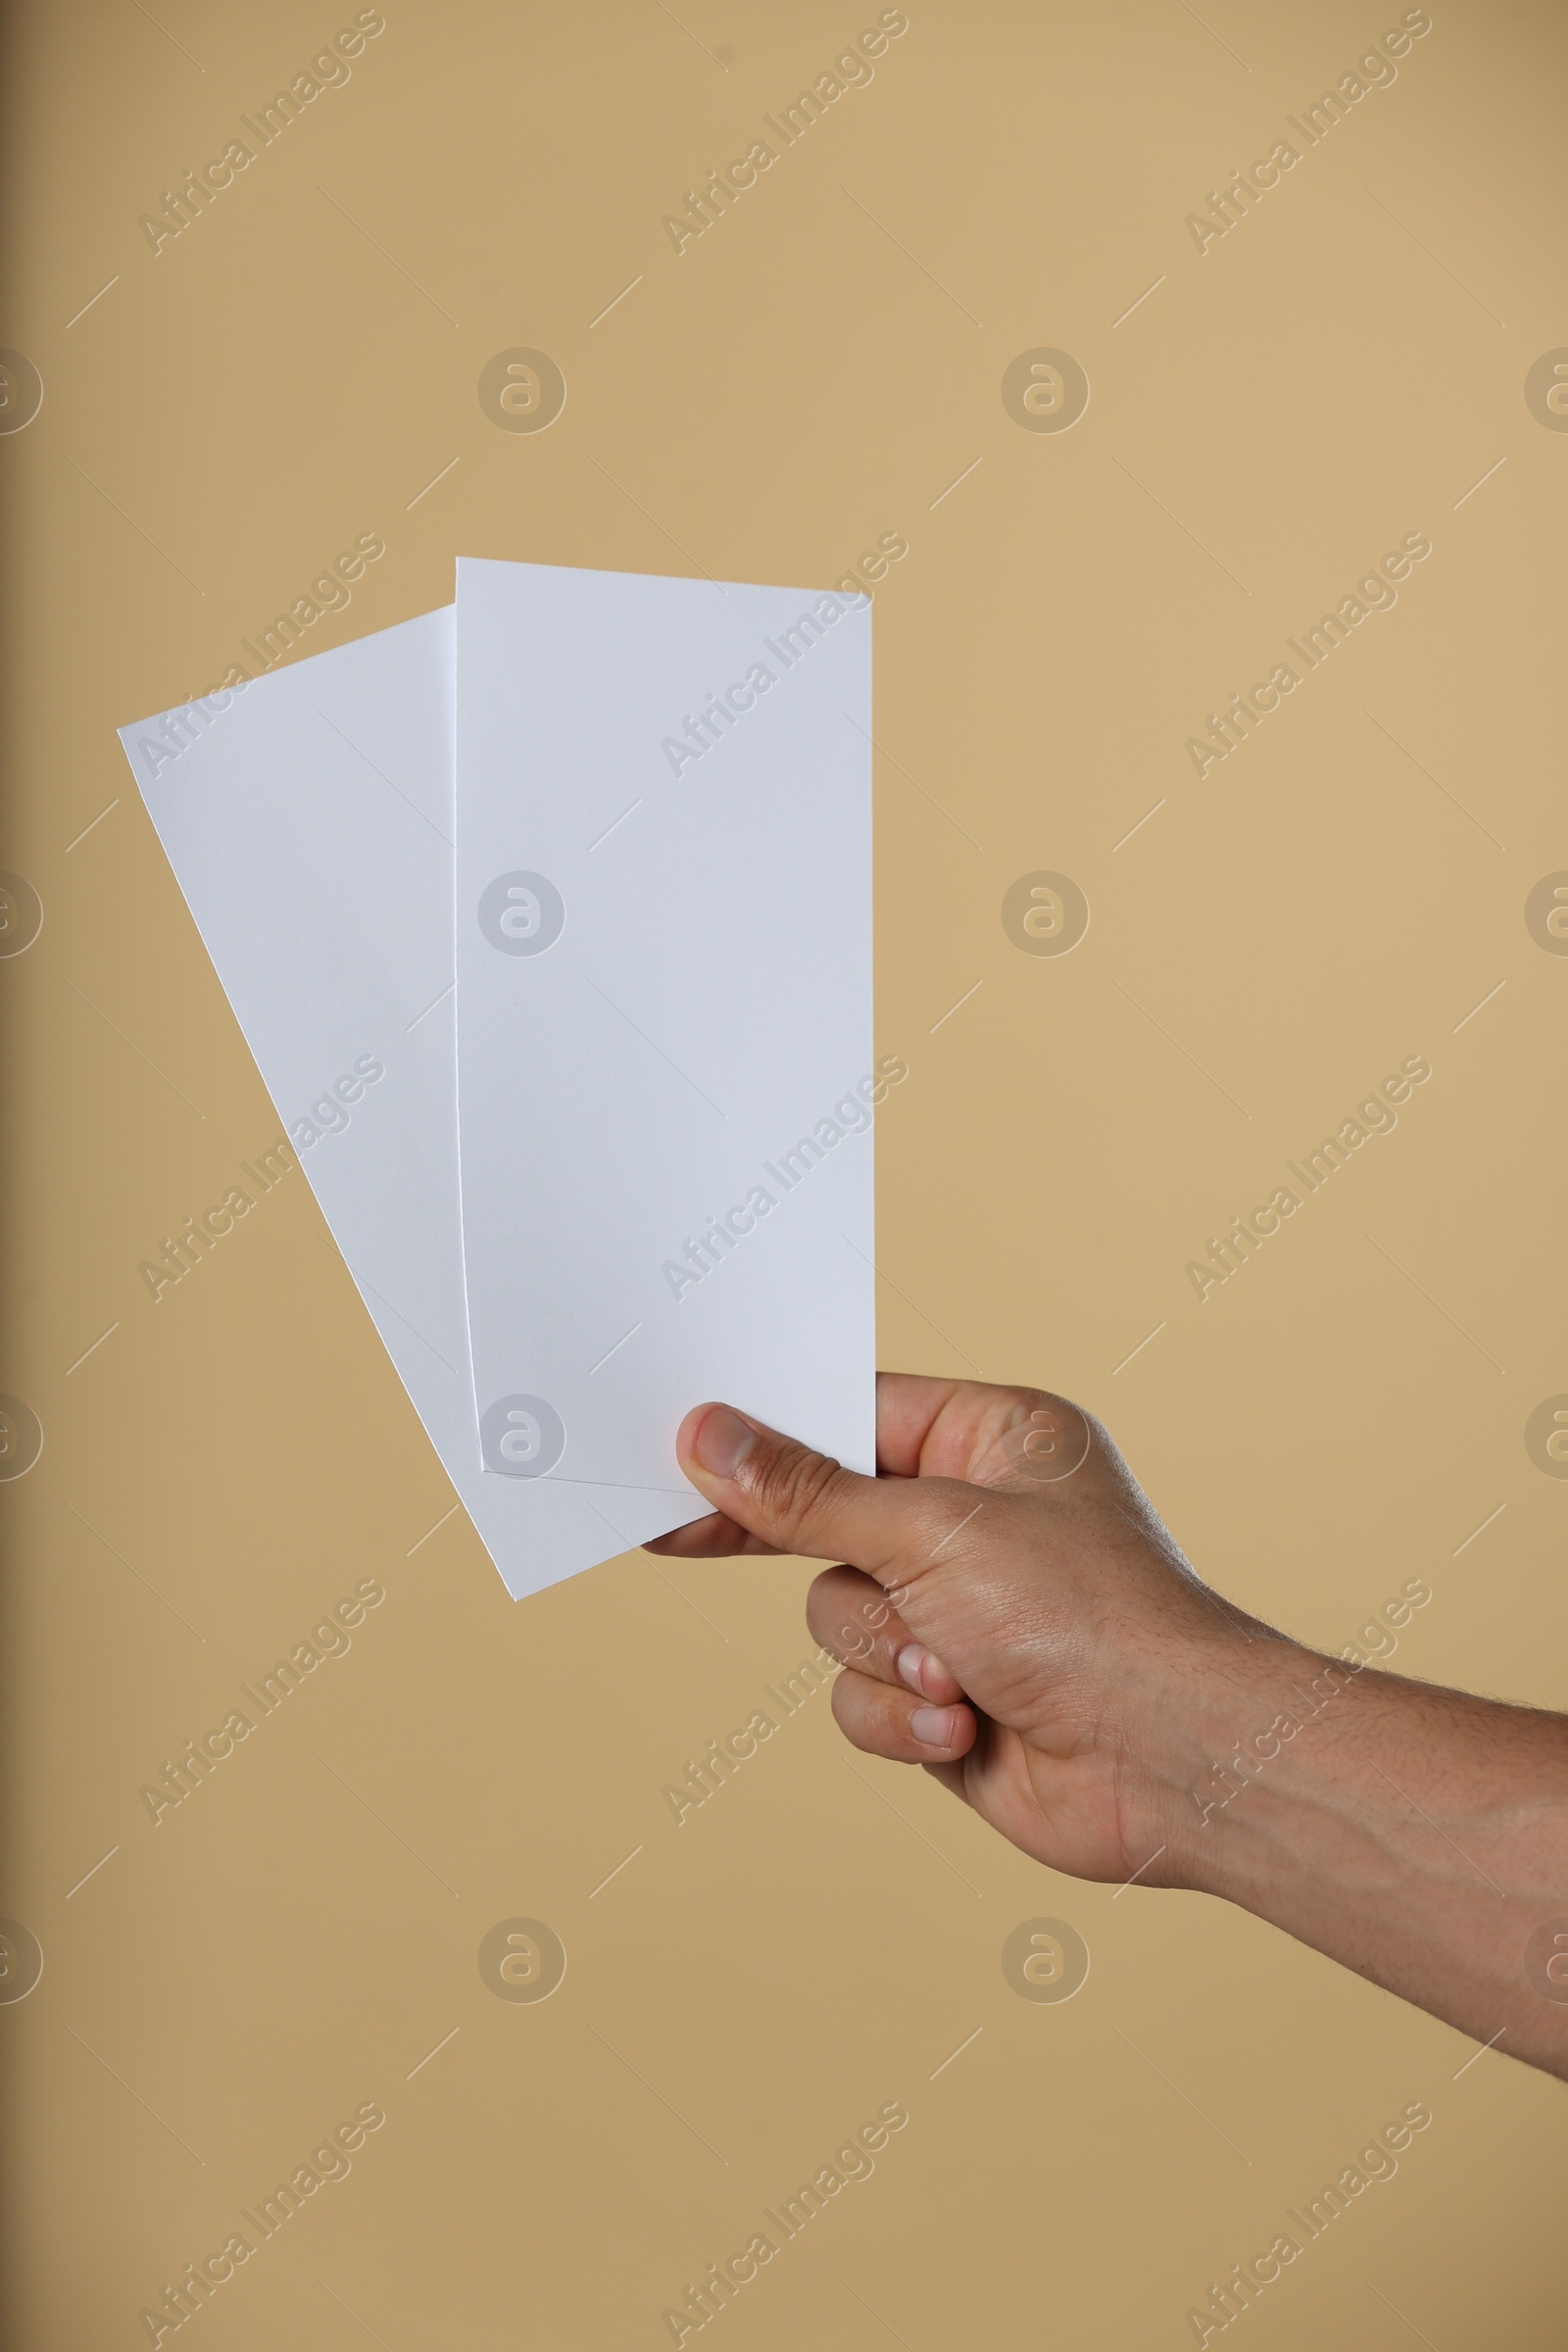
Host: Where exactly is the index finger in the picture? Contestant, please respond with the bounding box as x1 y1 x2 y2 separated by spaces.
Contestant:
875 1372 1054 1482
873 1372 972 1477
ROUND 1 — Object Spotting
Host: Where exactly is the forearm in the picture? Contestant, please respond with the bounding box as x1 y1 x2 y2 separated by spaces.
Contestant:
657 1379 1568 2079
1164 1640 1568 2079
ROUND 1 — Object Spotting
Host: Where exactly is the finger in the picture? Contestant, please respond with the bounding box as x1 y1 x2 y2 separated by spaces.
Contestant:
872 1373 973 1477
673 1402 956 1580
830 1664 976 1765
875 1373 1070 1484
644 1510 782 1559
807 1565 964 1701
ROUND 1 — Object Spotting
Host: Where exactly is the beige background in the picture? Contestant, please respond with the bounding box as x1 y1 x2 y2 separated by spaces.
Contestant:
4 0 1567 2343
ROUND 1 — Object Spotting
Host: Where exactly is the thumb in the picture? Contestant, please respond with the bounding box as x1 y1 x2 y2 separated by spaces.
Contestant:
676 1402 942 1581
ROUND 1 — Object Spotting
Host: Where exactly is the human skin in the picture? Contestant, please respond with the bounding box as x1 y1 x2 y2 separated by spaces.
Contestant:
647 1373 1568 2081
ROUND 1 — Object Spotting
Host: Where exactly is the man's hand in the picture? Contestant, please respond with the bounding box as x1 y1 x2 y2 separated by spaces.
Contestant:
651 1372 1263 1888
648 1373 1568 2081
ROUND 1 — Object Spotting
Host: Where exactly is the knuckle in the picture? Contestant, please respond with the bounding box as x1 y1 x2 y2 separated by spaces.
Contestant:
830 1669 899 1757
746 1440 844 1543
803 1570 835 1628
808 1565 900 1673
807 1573 869 1664
906 1482 985 1563
1016 1381 1090 1428
967 1387 1097 1492
834 1619 878 1666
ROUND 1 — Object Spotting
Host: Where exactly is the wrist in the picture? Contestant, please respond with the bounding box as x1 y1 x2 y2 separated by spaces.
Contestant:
1107 1605 1568 2079
1135 1630 1347 1896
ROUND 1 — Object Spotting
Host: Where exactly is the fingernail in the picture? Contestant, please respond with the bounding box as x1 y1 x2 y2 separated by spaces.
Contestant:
910 1705 956 1748
691 1405 757 1480
897 1643 926 1693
